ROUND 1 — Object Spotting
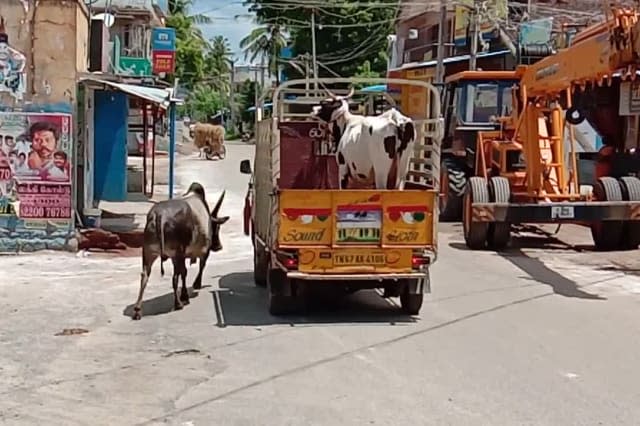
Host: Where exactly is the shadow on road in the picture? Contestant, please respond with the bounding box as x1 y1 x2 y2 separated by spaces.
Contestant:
217 272 418 326
122 287 201 319
448 242 605 300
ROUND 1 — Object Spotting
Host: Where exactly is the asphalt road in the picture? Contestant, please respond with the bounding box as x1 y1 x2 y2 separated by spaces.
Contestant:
1 141 640 425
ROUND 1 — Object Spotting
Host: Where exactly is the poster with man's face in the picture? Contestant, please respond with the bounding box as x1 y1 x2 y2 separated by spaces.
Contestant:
0 114 73 183
0 112 73 221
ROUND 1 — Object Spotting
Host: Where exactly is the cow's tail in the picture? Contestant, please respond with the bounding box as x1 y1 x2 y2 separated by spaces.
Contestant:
156 213 165 277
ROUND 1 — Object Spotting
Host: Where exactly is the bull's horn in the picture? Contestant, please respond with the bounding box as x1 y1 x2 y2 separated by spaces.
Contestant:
212 190 226 216
345 86 355 98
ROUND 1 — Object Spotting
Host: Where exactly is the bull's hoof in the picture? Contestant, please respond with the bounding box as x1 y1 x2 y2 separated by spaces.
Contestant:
132 311 142 320
174 302 184 311
180 292 190 304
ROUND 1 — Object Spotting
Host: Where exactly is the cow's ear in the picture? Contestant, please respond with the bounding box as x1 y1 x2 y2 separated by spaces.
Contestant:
213 216 230 224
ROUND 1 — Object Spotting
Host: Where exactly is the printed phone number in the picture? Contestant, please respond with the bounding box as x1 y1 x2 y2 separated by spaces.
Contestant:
0 168 11 180
20 206 71 219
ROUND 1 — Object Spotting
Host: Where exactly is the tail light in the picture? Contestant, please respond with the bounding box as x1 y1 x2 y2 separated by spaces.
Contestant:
411 255 429 269
275 252 298 270
284 257 298 269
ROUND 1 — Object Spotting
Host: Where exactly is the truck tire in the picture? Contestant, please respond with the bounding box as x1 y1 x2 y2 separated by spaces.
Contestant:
400 280 423 315
619 176 640 249
267 267 294 315
253 238 268 287
591 177 624 251
463 177 489 250
439 158 466 222
487 176 511 250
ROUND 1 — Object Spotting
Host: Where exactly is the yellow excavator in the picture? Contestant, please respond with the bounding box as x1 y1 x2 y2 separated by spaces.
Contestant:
463 5 640 251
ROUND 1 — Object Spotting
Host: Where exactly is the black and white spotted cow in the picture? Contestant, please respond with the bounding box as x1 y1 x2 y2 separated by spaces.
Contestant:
311 87 416 190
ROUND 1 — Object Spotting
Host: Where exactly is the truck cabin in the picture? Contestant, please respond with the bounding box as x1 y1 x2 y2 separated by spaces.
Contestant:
442 71 519 154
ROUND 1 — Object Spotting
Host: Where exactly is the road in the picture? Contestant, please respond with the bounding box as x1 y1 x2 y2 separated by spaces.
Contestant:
1 141 640 425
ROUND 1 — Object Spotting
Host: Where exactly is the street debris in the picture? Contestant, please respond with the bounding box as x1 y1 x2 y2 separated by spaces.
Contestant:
77 228 127 251
55 328 89 336
163 349 202 357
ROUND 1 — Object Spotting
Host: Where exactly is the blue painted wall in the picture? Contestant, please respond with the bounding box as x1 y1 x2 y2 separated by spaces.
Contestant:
93 90 128 202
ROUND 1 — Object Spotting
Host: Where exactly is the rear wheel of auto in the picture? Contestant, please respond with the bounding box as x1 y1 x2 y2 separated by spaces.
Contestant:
253 238 268 287
267 267 294 315
400 281 423 316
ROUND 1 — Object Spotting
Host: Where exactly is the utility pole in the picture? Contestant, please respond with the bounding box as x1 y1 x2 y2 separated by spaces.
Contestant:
229 58 236 133
311 9 318 93
435 0 447 85
469 0 480 71
303 53 310 93
253 65 259 131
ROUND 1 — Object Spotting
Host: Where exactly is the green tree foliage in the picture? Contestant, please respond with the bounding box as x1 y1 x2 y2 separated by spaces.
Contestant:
206 35 233 93
243 0 397 80
238 79 258 125
167 1 235 123
353 60 380 88
166 0 212 89
188 84 225 122
239 24 287 83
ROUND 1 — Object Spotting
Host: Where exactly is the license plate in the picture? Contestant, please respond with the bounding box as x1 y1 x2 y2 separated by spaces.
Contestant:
333 252 386 267
551 205 575 219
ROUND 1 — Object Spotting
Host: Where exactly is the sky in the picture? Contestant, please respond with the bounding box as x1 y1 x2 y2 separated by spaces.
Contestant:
192 0 258 65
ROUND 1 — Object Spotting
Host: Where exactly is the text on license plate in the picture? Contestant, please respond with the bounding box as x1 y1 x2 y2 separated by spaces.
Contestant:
333 253 385 266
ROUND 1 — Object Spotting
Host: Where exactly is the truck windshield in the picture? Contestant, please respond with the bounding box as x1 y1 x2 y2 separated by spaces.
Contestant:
457 81 517 124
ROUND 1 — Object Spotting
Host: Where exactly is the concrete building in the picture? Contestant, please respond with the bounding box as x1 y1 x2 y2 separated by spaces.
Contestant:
0 0 89 252
86 0 167 77
391 1 512 73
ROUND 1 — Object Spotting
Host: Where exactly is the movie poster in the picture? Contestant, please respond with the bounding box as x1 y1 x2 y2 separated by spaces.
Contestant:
0 112 72 221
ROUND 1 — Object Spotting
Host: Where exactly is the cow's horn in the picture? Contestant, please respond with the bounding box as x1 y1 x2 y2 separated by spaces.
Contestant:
212 190 226 216
346 86 355 99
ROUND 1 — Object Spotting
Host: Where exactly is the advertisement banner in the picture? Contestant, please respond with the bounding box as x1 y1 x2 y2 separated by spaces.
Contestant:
151 27 176 51
0 112 72 221
152 50 176 74
454 0 508 46
518 18 553 45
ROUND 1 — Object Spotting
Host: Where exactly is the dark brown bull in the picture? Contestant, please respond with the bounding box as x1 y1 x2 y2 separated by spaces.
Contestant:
132 182 229 320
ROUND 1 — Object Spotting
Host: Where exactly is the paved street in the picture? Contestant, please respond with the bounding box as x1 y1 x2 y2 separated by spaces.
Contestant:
1 141 640 425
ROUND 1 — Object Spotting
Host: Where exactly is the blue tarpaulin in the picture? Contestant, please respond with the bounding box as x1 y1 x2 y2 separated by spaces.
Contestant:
246 102 273 112
360 84 387 93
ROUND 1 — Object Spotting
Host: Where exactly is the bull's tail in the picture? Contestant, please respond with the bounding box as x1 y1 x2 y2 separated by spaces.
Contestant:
156 213 165 277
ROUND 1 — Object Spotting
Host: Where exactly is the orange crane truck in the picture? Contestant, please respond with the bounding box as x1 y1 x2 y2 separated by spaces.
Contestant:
463 6 640 251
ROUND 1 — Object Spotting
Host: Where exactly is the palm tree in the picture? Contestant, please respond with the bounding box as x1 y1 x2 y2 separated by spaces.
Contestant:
206 36 232 93
169 0 212 25
240 24 287 84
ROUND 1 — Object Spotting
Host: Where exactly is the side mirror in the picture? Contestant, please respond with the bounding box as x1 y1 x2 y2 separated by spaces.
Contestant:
240 159 252 175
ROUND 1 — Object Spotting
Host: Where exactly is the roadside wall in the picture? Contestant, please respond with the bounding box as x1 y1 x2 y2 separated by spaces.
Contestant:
0 0 88 252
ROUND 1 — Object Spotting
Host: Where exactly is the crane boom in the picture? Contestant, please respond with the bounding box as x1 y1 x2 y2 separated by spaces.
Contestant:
519 8 640 98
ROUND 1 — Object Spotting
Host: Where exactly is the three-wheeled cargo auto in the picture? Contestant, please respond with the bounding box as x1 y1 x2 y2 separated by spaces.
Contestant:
240 78 443 315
